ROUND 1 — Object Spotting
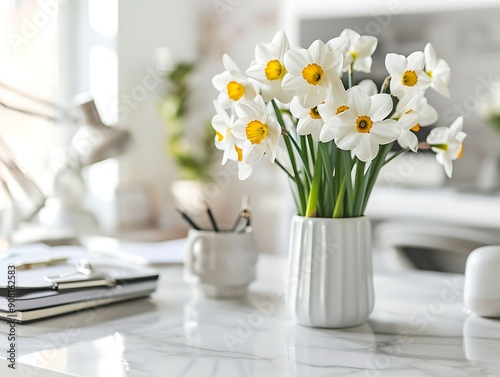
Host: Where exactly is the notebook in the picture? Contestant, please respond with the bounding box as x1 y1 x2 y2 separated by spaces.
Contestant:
0 245 159 322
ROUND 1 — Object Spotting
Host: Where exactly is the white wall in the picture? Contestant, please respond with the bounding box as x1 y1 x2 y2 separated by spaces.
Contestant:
116 0 197 219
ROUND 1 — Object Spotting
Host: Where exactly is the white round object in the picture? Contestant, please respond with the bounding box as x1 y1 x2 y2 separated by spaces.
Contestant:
464 246 500 317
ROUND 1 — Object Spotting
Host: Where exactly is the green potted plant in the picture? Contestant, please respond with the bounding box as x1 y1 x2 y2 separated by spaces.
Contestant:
158 62 216 212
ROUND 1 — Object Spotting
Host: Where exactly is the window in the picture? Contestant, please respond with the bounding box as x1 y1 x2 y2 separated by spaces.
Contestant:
0 0 59 205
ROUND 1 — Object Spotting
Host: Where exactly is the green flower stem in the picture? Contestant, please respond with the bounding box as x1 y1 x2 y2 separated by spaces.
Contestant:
307 135 316 164
271 100 312 184
361 143 393 213
275 159 294 180
305 146 323 217
384 148 409 166
271 100 307 215
348 64 354 88
318 142 335 216
341 150 354 217
333 178 346 218
353 159 367 216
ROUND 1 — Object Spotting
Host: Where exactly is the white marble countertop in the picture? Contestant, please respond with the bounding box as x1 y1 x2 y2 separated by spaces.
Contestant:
1 255 500 377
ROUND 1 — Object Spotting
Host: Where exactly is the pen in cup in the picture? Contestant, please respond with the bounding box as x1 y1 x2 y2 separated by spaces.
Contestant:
231 194 251 233
176 207 202 230
204 201 219 232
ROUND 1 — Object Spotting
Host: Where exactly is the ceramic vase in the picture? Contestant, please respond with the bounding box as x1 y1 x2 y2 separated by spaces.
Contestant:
286 215 374 328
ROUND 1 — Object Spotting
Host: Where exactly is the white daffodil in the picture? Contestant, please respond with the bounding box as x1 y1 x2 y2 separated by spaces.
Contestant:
426 116 466 178
385 51 432 99
319 86 400 162
326 36 350 71
282 40 343 109
212 54 258 108
390 94 438 151
424 43 451 98
392 109 420 152
246 31 293 104
290 97 325 140
235 144 254 180
212 100 236 164
231 95 281 165
393 94 438 129
211 100 253 179
339 28 378 73
317 78 348 123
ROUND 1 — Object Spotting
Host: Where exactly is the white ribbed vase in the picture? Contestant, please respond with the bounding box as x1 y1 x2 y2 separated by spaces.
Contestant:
286 215 374 328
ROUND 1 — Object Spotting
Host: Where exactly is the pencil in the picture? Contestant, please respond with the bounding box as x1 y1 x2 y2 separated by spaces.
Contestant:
176 207 202 230
231 194 251 232
204 201 219 232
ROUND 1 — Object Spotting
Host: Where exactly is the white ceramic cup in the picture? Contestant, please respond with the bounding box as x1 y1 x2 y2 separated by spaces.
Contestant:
464 246 500 317
183 229 258 299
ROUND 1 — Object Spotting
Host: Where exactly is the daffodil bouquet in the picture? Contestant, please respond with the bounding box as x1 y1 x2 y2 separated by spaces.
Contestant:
211 30 466 218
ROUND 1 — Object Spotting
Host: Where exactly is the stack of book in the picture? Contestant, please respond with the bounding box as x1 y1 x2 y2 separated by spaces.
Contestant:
0 245 159 323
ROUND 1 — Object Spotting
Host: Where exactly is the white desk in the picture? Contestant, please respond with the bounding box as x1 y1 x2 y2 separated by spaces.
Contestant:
1 255 500 377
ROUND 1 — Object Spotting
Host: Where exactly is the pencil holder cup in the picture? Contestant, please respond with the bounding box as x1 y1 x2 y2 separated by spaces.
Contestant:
184 229 258 299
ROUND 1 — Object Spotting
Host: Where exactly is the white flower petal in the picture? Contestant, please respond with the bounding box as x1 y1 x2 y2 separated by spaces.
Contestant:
282 73 307 94
371 120 400 144
346 86 371 115
437 153 453 178
231 119 249 140
353 57 373 73
246 63 267 81
340 28 360 42
308 40 326 65
397 130 418 152
235 102 260 120
326 36 350 57
427 126 448 145
284 49 309 73
255 43 274 64
238 162 253 180
300 87 327 109
272 30 290 57
223 54 240 72
353 135 379 162
290 97 310 119
358 79 378 96
431 76 450 98
368 93 393 121
353 35 378 58
385 53 406 77
424 43 438 70
407 51 425 72
336 130 361 151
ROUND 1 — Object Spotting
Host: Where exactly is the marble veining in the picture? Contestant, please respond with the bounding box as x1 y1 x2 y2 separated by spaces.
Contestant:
1 255 499 376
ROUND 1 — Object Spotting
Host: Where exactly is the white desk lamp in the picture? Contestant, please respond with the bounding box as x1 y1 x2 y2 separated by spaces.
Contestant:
0 82 130 235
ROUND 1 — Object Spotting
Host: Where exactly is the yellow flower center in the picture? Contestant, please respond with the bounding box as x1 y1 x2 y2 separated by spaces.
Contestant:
402 70 418 87
234 145 243 162
411 124 421 132
336 105 349 115
426 70 433 78
246 120 268 145
215 131 224 142
227 81 245 101
302 63 324 85
356 115 373 133
458 143 463 159
350 51 358 59
265 59 286 81
309 106 321 119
